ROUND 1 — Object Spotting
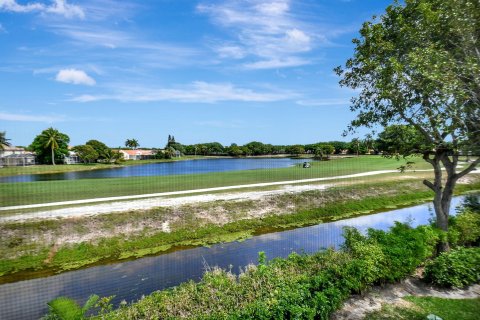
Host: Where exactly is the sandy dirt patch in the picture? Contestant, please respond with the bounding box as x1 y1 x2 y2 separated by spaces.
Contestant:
332 275 480 320
0 183 331 222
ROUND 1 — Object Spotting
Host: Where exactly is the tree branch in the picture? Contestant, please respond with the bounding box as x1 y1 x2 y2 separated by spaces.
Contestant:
456 157 480 180
423 179 436 191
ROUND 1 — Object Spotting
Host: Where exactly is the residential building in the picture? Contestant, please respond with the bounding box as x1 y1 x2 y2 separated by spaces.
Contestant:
118 149 155 160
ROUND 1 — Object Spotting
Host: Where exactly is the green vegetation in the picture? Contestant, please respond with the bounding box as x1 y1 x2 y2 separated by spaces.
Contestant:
423 247 480 288
29 128 70 165
336 0 480 250
44 294 100 320
0 131 11 149
0 156 433 207
365 296 480 320
45 223 441 319
124 138 139 149
2 179 479 282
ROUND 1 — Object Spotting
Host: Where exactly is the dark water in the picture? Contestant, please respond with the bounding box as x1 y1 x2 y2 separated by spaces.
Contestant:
0 158 311 183
0 196 470 319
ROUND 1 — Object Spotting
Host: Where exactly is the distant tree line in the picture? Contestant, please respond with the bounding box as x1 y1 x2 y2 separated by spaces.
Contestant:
162 138 384 158
4 126 439 165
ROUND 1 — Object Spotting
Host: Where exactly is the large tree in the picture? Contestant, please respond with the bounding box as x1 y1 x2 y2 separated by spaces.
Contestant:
376 125 423 155
0 131 11 150
86 139 110 160
335 0 480 250
73 145 99 164
30 128 70 165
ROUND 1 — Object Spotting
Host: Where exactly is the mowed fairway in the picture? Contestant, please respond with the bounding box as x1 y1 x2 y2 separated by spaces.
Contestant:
0 156 431 207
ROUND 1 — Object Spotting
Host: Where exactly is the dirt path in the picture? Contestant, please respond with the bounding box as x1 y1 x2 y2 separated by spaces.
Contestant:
1 170 401 213
0 183 331 222
332 276 480 320
1 169 477 223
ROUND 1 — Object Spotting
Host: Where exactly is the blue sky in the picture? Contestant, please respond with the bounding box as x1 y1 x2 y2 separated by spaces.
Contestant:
0 0 391 148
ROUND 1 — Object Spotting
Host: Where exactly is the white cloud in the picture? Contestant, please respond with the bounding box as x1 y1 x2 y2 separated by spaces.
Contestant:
0 112 65 122
244 57 310 70
71 81 296 103
198 0 315 69
55 68 96 86
296 98 351 106
0 23 7 33
45 0 84 19
216 45 246 59
0 0 43 13
255 1 289 16
285 29 310 48
0 0 84 19
46 24 202 68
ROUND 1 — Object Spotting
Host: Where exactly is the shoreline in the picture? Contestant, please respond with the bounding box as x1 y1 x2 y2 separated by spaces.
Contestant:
1 179 478 284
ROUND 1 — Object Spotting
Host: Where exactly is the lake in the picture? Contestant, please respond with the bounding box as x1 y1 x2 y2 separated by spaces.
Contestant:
0 158 311 183
0 196 470 320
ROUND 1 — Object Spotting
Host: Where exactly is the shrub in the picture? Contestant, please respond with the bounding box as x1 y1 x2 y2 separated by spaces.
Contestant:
49 224 443 319
344 223 439 283
450 210 480 246
424 247 480 288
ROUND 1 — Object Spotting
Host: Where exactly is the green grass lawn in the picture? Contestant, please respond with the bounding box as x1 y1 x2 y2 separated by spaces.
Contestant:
0 156 432 206
365 296 480 320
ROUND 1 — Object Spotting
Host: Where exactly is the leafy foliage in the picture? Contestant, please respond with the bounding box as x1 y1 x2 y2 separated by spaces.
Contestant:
376 125 424 157
124 139 139 149
29 128 70 165
424 247 480 288
43 294 99 320
73 145 99 164
49 223 442 319
335 0 480 244
85 140 110 160
0 131 11 149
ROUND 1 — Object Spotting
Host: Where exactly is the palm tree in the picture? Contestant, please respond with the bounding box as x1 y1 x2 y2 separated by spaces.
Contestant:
0 131 11 150
103 149 124 163
125 139 139 149
41 127 63 165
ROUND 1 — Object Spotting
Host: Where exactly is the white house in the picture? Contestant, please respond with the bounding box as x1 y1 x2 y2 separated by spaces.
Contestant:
0 146 36 166
64 151 81 164
119 149 155 160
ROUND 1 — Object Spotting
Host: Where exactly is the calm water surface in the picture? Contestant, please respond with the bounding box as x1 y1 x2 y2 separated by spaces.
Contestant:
0 158 310 183
0 196 469 320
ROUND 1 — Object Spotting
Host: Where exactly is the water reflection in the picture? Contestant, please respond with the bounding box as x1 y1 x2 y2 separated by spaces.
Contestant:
0 158 310 183
0 196 466 319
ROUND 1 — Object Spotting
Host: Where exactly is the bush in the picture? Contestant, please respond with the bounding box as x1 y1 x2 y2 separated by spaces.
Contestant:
450 210 480 246
424 247 480 288
96 223 440 320
344 223 438 283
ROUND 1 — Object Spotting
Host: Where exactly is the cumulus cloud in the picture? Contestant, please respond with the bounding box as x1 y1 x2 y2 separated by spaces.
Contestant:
0 0 84 19
198 0 314 69
55 68 96 86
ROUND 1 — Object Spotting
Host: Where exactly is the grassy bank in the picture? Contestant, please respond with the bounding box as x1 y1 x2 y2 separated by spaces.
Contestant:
0 156 433 207
1 179 479 283
365 296 480 320
46 223 444 319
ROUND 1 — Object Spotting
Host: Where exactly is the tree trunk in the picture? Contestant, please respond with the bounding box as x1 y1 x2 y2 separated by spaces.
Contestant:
51 146 56 166
423 151 455 252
